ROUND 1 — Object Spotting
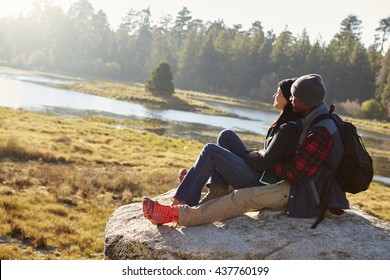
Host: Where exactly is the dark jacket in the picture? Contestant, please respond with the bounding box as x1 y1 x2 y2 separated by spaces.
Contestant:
286 103 349 218
242 121 298 185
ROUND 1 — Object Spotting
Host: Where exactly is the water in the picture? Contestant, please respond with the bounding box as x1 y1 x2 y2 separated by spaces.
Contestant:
0 73 276 134
0 71 389 185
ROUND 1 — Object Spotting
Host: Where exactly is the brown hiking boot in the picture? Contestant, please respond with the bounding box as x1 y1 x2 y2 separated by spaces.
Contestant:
143 197 178 225
198 184 229 204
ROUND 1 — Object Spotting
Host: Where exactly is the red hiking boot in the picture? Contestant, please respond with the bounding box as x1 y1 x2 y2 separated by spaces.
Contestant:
179 168 187 182
143 197 179 225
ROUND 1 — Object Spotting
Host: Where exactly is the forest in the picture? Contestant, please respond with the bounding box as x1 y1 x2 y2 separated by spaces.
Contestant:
0 0 389 119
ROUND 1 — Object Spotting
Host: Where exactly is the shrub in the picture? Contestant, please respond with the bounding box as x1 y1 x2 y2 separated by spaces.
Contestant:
360 99 383 120
336 100 361 117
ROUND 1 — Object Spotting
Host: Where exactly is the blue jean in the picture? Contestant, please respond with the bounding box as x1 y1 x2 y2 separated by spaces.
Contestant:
174 130 260 206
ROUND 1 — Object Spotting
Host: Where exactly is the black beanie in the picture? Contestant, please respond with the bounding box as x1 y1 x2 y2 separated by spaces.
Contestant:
278 77 297 101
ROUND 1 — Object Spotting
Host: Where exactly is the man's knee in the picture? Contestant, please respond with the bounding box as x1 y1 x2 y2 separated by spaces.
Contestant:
230 184 289 210
230 188 257 206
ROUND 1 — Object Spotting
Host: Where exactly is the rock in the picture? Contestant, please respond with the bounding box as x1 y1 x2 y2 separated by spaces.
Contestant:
104 189 390 260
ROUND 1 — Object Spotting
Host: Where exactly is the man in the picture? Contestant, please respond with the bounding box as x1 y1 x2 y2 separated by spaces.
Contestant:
143 74 349 227
272 74 349 226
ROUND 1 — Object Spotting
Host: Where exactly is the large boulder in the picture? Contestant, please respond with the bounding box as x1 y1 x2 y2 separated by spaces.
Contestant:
104 189 390 260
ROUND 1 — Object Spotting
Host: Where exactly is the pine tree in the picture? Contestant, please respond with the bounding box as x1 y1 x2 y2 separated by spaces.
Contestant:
145 62 175 96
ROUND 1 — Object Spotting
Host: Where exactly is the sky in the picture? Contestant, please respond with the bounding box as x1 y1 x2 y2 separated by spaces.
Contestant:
1 0 389 48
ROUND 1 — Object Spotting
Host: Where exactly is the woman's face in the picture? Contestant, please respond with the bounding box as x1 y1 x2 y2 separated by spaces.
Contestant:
273 88 288 110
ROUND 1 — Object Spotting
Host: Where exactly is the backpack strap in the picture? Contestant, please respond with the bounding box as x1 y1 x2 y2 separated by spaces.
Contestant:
307 105 336 229
308 114 332 132
311 174 334 229
307 104 335 131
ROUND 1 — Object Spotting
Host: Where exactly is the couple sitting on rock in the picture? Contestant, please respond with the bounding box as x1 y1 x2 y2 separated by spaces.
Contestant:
142 74 349 227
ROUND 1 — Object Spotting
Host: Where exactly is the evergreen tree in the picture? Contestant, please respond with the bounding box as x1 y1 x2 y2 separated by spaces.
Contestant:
381 70 390 118
176 24 202 90
132 8 153 81
375 17 390 54
378 49 390 119
326 15 370 102
145 62 175 96
291 29 312 75
174 7 192 51
270 30 294 79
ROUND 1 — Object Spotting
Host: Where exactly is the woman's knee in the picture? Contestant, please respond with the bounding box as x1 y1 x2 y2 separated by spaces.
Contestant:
217 129 235 144
202 143 218 155
217 129 237 146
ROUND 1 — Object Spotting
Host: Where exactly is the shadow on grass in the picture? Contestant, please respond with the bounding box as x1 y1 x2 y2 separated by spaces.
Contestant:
0 138 72 164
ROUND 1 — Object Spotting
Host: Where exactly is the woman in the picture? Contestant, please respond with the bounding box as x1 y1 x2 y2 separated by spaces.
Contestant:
143 77 302 225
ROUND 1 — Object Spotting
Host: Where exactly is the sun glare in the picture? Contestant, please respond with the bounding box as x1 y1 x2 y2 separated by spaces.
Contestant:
0 0 33 17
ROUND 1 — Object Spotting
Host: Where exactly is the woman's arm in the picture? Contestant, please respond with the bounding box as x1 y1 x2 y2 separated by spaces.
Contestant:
242 122 298 171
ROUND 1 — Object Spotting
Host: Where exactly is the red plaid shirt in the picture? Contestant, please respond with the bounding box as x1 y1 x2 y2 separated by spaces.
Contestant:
272 126 332 184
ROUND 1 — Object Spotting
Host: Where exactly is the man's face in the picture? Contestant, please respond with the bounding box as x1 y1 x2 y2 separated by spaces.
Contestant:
290 94 313 116
290 94 314 116
290 94 306 113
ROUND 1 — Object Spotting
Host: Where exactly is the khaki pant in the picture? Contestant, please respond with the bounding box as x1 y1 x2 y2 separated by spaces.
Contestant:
178 181 290 227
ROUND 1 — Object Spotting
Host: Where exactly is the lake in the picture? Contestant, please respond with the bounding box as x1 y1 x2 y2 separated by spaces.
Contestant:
1 71 389 185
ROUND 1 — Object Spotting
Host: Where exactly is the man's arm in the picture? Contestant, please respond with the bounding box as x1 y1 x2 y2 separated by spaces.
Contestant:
272 126 332 184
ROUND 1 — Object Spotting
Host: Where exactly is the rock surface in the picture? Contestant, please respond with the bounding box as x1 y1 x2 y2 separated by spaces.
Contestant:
104 189 390 260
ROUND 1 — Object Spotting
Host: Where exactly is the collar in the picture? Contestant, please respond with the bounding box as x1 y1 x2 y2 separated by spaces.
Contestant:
298 102 329 143
302 102 329 129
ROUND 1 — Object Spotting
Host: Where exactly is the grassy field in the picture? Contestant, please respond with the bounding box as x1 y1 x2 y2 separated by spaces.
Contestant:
1 75 390 260
0 107 203 259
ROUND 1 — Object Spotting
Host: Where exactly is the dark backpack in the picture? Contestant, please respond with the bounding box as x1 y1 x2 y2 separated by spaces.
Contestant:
309 105 373 229
311 104 373 194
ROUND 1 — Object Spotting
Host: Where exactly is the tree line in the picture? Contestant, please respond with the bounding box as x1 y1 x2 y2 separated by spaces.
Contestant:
0 0 389 119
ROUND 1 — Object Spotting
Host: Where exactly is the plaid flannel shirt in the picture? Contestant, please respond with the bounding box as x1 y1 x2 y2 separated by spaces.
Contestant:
272 126 332 184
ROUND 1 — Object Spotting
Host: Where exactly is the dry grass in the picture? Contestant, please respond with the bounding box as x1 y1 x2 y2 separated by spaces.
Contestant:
347 182 390 222
59 81 233 116
0 107 201 259
177 89 274 111
343 116 390 135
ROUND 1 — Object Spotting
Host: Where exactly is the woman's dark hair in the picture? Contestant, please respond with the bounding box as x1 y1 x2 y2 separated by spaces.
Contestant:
268 102 302 131
267 78 302 135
